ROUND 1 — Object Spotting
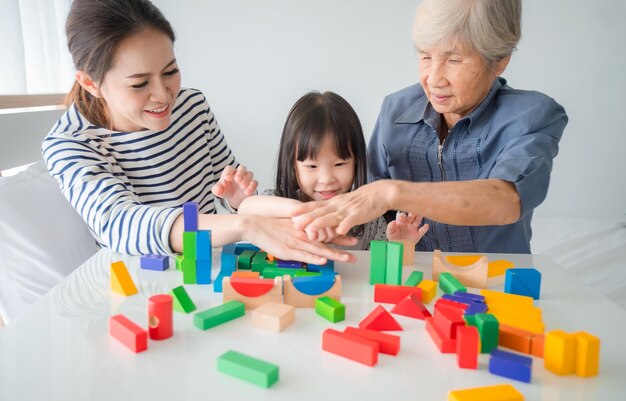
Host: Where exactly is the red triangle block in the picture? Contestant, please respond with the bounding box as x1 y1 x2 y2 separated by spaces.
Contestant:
391 293 432 320
359 305 403 331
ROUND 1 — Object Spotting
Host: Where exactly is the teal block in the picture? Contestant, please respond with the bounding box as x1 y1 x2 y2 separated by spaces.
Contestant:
194 300 245 330
385 242 403 285
217 350 279 388
369 240 387 284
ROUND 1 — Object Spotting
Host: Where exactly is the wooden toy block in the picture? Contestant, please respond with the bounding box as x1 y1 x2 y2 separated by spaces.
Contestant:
237 249 256 270
498 324 533 354
220 252 237 271
390 292 431 320
182 257 197 284
487 259 515 286
475 313 499 354
531 333 544 358
359 305 402 331
315 296 345 323
343 326 400 356
217 350 279 388
196 259 211 285
401 239 415 265
283 275 341 308
369 240 387 285
231 271 260 278
456 325 479 369
196 229 212 260
222 243 237 254
453 291 485 303
140 254 169 271
574 331 600 377
175 254 183 271
148 294 173 340
183 231 197 259
447 384 524 401
487 310 544 335
417 279 437 303
433 250 489 289
441 294 487 315
194 300 245 330
276 260 303 268
182 202 198 231
404 270 423 287
385 241 403 285
425 317 456 353
489 349 532 383
505 268 541 300
295 271 322 278
251 301 295 332
262 267 305 278
433 303 465 339
222 276 283 309
170 285 196 314
292 275 336 295
374 284 422 304
439 272 467 294
480 289 534 306
544 330 577 375
213 272 227 293
109 314 147 353
322 328 379 366
435 297 469 313
234 242 260 255
110 261 138 296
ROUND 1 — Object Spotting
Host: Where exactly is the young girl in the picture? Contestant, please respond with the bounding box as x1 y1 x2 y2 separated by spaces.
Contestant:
238 91 429 249
41 0 353 265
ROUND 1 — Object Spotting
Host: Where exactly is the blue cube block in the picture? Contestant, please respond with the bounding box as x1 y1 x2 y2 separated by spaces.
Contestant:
140 254 169 271
505 268 541 300
183 202 199 232
489 349 532 383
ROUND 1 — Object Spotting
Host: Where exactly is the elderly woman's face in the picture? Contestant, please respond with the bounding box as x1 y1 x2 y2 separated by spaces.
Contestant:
418 44 507 128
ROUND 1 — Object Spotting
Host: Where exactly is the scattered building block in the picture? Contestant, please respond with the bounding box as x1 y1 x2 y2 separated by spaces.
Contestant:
369 240 387 285
196 230 212 259
487 259 515 286
283 274 341 308
182 231 197 260
480 289 534 306
401 239 415 265
434 303 465 339
435 298 469 314
447 384 523 401
262 266 305 278
237 249 256 270
140 254 169 271
385 241 403 285
251 301 295 332
231 271 261 278
182 257 197 284
182 202 198 232
374 284 422 304
110 261 138 296
148 294 173 340
531 333 544 358
425 317 456 353
321 328 379 366
498 324 533 354
417 279 437 303
234 242 260 255
222 276 283 309
433 250 489 289
175 254 183 271
574 331 600 377
404 270 424 287
544 330 576 375
453 291 485 303
196 259 212 285
439 272 467 294
343 326 400 356
315 296 345 323
276 260 303 268
505 268 541 300
475 313 499 354
109 314 147 353
194 300 245 330
489 349 533 383
170 285 196 314
390 293 431 320
217 350 279 388
456 325 479 369
359 305 402 331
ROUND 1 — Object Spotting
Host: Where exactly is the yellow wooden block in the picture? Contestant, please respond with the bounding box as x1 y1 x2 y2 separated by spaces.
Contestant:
446 255 482 266
481 289 534 306
490 312 544 335
575 331 600 377
488 259 515 277
417 279 437 304
486 303 543 319
448 384 524 401
110 261 138 296
544 330 576 375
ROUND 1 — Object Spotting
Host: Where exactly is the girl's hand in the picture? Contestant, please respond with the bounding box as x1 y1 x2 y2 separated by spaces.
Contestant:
212 165 258 209
386 212 429 243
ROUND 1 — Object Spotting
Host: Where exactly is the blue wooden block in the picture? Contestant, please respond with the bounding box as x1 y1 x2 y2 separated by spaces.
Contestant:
221 253 237 272
222 243 237 254
442 293 487 316
307 260 334 272
213 270 234 293
292 275 335 295
505 268 541 300
318 267 336 276
453 291 485 303
441 293 473 306
197 259 212 284
276 260 303 269
234 242 260 255
197 230 212 261
183 202 199 232
464 302 488 316
489 349 533 383
140 254 169 271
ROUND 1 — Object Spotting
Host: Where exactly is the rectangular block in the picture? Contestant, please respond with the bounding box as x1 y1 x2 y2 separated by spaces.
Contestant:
404 270 424 287
456 325 479 369
182 258 196 284
194 300 245 330
109 314 147 353
499 324 533 354
140 254 169 271
344 326 400 356
448 384 524 401
439 272 467 294
182 231 197 259
475 313 499 354
196 259 212 285
489 349 533 383
175 254 183 271
171 285 196 313
374 284 422 304
322 328 379 366
315 296 345 323
182 202 198 232
434 303 465 339
217 350 279 388
425 317 456 353
385 242 403 285
196 230 212 261
369 240 387 285
575 331 600 377
544 330 576 375
251 302 295 332
237 249 256 270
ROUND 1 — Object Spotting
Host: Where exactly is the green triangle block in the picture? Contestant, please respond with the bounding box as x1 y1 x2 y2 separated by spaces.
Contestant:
171 285 196 313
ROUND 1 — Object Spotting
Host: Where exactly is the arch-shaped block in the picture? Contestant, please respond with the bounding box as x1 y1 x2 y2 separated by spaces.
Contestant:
432 250 489 289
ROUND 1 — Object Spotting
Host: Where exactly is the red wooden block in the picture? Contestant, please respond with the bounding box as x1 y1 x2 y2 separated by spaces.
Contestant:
230 276 275 297
425 317 456 353
344 326 401 356
456 325 479 369
435 298 469 313
148 294 173 340
322 328 379 366
433 304 465 339
359 305 403 331
109 314 148 353
374 284 422 304
390 293 432 320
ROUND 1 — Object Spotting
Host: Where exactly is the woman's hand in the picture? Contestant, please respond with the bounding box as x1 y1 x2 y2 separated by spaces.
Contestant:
212 165 258 209
386 212 429 243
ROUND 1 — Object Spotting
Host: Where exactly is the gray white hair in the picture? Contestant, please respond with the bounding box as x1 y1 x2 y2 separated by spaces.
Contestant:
412 0 522 66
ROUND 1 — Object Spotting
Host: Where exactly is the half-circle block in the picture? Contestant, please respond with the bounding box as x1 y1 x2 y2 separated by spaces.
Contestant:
283 275 341 308
222 276 283 309
432 250 489 289
229 276 276 297
293 275 335 295
359 305 402 331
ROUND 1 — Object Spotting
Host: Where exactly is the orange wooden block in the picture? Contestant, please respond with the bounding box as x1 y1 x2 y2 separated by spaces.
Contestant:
401 239 415 265
110 261 138 296
531 333 545 358
499 324 533 354
231 271 260 278
544 330 576 375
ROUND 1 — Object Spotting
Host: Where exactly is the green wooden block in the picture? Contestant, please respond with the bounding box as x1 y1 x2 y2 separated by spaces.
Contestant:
295 271 322 277
385 241 403 285
369 240 387 285
175 254 183 271
315 296 345 323
464 314 478 327
217 350 279 388
194 300 245 330
404 270 424 287
439 272 466 294
182 231 197 259
261 267 305 278
182 258 196 284
475 313 499 353
237 250 256 270
170 285 196 313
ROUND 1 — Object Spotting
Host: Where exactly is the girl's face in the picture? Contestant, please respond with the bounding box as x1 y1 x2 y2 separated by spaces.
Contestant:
95 28 181 132
295 135 355 202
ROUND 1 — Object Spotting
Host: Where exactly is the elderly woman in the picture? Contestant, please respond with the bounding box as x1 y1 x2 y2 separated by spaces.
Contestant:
293 0 568 253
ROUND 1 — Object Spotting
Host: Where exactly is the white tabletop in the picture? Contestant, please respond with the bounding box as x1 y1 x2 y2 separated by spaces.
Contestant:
1 249 625 400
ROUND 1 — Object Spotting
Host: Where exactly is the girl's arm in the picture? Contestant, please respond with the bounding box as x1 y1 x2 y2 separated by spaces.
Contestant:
238 195 302 218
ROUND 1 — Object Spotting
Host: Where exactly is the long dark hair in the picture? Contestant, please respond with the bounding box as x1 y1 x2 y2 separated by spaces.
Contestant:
65 0 175 129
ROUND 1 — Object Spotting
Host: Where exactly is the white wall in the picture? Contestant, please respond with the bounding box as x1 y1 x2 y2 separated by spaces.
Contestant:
155 0 625 219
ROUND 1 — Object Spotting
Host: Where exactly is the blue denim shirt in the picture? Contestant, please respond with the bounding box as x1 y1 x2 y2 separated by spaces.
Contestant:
368 77 568 253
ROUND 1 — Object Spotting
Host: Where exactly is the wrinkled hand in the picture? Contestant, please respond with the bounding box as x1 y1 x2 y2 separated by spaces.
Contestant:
386 212 429 243
212 165 258 209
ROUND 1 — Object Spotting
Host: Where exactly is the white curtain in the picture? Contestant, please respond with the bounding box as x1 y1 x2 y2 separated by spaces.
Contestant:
0 0 74 95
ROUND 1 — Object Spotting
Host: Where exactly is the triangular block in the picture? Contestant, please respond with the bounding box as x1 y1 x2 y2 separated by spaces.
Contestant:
359 305 402 331
391 293 431 320
111 261 138 296
171 285 196 313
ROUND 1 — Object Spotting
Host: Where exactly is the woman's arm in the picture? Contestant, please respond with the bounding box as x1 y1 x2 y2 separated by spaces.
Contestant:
237 195 302 218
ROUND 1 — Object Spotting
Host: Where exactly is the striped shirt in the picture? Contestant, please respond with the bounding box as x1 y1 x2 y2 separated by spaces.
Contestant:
42 88 237 255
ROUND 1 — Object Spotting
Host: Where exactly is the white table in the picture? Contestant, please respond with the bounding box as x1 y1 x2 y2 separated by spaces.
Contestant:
1 249 625 400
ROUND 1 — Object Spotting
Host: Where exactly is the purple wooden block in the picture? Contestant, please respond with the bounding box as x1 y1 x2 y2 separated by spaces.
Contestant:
140 254 169 271
489 348 532 383
183 202 198 232
276 260 303 269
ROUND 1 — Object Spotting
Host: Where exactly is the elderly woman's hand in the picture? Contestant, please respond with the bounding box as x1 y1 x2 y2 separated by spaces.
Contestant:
386 212 429 243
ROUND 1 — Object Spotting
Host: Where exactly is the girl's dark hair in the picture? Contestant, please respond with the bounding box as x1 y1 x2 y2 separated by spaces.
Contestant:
65 0 175 129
